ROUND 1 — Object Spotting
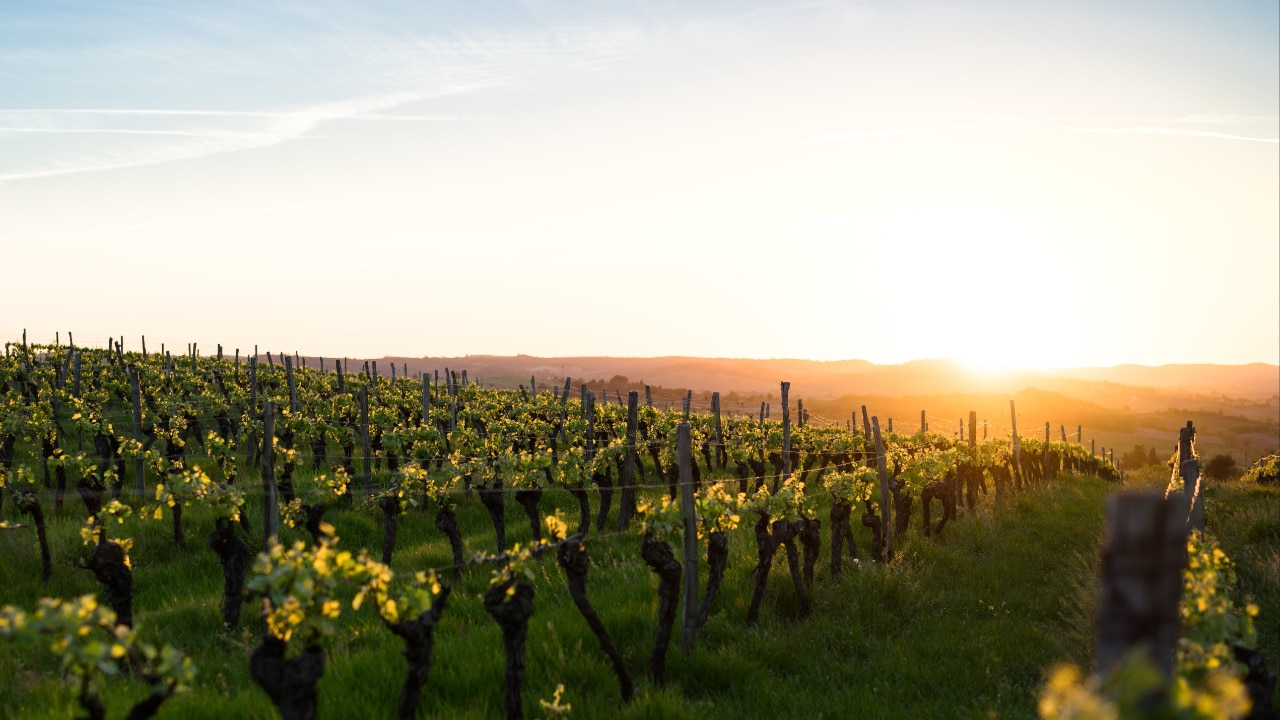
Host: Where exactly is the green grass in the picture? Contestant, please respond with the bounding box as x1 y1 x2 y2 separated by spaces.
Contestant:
2 473 1117 719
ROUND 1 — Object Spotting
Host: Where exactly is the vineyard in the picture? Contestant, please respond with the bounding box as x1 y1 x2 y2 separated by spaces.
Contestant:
0 337 1271 719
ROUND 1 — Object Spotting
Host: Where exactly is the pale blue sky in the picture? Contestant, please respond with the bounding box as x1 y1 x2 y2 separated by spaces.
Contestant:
2 1 1277 367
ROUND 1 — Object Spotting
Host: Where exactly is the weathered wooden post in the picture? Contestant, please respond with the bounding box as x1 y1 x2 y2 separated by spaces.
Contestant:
1096 492 1190 681
360 386 372 496
781 382 791 478
422 374 431 426
1010 400 1022 490
678 422 699 655
1043 422 1051 482
1178 423 1204 531
619 391 639 530
920 410 927 434
712 392 725 469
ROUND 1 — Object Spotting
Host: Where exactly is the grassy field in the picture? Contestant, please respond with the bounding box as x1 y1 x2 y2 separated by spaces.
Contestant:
0 467 1131 720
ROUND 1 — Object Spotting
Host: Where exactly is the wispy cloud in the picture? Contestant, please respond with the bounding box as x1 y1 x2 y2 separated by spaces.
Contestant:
1058 126 1279 144
0 90 445 183
811 117 1279 146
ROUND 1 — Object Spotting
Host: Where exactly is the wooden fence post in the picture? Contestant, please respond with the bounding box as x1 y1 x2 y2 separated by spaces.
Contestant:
262 401 279 549
712 392 725 469
781 382 791 478
619 391 639 530
130 368 145 497
360 386 372 496
968 412 977 451
1178 423 1204 531
422 374 431 426
1043 422 1051 482
678 422 699 655
861 405 871 444
921 410 927 434
1010 400 1022 490
872 417 892 559
1096 492 1190 680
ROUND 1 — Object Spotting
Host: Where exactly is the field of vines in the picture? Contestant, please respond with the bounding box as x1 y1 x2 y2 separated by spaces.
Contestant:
0 338 1133 719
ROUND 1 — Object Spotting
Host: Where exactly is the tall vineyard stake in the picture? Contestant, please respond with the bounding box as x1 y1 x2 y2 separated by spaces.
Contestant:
887 418 892 433
1010 400 1021 491
360 386 372 496
422 374 430 426
1043 422 1051 483
781 382 791 478
678 422 699 655
1178 424 1204 531
861 405 871 444
558 377 571 443
1060 425 1067 442
872 416 892 559
968 412 977 452
645 385 652 407
286 356 297 414
797 399 804 427
141 335 147 359
682 392 690 420
262 401 279 549
249 358 259 462
130 368 144 497
921 410 927 434
1077 425 1082 444
619 391 639 530
530 376 536 398
712 392 724 469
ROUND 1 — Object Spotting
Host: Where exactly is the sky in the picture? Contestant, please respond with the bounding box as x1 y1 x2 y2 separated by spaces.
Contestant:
2 0 1277 369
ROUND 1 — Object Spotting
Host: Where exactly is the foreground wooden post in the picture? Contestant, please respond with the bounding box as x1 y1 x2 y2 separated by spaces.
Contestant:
678 423 698 655
1096 492 1190 680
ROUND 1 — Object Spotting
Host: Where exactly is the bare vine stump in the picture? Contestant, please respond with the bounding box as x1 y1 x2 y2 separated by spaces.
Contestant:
640 533 681 683
921 480 956 538
484 581 536 720
746 515 782 626
84 538 133 628
478 485 507 552
861 511 884 563
593 471 612 531
829 501 858 576
388 588 452 720
303 503 327 546
433 506 464 582
799 517 821 588
557 536 634 702
249 637 325 720
208 519 249 630
696 530 729 628
569 485 591 537
379 495 401 566
515 489 543 543
17 495 52 584
782 524 812 618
